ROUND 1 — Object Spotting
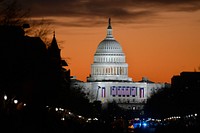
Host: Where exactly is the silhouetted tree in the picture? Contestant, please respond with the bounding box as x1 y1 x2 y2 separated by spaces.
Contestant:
0 0 29 26
0 0 53 45
144 87 175 118
67 85 93 116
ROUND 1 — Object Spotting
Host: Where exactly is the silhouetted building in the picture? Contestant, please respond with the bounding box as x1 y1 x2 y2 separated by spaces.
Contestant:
0 25 48 103
47 32 70 82
171 71 200 90
0 24 72 133
0 25 70 106
171 71 200 113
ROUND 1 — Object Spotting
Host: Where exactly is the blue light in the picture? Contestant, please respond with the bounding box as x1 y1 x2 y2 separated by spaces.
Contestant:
142 122 147 127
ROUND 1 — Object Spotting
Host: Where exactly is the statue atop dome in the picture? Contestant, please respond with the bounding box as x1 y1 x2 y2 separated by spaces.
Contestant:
108 18 112 29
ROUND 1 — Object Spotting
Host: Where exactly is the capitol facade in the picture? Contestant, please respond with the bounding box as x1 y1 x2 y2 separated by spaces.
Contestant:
73 18 167 111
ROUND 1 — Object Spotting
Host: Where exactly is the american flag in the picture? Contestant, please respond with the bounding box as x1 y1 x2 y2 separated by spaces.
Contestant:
125 87 130 96
102 87 106 97
122 87 125 95
140 88 144 98
111 86 117 95
117 86 122 95
131 87 136 96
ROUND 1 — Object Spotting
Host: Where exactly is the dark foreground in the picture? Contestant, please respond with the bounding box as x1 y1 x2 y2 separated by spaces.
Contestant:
0 106 199 133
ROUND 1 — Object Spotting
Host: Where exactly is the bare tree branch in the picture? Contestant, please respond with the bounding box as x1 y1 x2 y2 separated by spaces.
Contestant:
0 0 30 26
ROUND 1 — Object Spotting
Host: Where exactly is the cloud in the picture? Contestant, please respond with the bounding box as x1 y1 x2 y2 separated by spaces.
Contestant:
18 0 200 26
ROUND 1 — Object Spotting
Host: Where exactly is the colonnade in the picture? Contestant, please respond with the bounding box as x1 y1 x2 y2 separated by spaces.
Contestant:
94 56 125 63
92 66 128 75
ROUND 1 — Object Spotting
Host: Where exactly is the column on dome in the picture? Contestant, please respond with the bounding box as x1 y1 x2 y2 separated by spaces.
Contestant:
99 67 101 75
112 67 114 75
117 67 119 75
99 67 102 75
94 67 96 75
124 67 126 75
92 67 94 75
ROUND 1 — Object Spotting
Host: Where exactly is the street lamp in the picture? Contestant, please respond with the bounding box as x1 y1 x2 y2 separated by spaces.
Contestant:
4 95 7 100
14 99 18 104
96 86 101 101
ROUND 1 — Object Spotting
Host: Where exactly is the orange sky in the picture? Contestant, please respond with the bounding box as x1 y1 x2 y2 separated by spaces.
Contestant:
52 11 200 83
16 0 200 83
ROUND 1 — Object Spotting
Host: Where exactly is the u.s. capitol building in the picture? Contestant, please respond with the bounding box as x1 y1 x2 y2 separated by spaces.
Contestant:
71 18 169 111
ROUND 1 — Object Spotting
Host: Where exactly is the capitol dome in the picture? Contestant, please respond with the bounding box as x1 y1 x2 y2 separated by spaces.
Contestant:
87 18 132 82
96 38 123 54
